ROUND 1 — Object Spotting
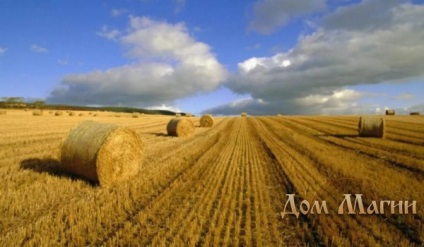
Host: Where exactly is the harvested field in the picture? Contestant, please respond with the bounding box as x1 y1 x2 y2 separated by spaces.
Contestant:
0 111 422 246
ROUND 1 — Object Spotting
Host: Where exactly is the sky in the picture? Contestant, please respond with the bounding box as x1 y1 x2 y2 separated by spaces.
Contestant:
1 0 424 116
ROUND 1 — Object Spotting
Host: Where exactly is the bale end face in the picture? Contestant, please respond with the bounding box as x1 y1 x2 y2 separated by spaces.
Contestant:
167 118 195 137
200 115 214 127
358 117 385 138
60 121 143 187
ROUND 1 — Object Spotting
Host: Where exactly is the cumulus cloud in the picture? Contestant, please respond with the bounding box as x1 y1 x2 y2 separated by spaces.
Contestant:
48 16 227 107
205 89 372 115
96 25 121 40
0 47 6 55
31 44 48 53
211 2 424 115
249 0 326 34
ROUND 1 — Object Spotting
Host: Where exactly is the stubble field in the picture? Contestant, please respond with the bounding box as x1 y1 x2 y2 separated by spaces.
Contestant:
0 110 423 246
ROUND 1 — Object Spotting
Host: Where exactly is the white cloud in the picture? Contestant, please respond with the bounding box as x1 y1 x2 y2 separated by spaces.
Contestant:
111 8 128 17
146 104 181 112
96 25 121 40
213 2 424 115
392 93 416 101
48 16 227 107
0 47 6 55
249 0 326 34
205 89 370 115
31 44 48 53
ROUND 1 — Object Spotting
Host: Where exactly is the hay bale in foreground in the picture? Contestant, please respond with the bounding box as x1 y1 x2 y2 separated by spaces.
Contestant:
167 118 195 137
358 117 385 138
32 110 43 116
385 109 395 115
241 112 247 117
60 121 143 186
200 114 214 127
410 112 420 116
55 111 63 116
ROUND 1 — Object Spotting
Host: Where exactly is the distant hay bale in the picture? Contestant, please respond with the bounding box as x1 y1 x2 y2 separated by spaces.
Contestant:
48 111 53 114
167 118 195 137
385 109 395 115
32 110 43 116
200 114 214 127
89 112 93 115
60 121 143 187
54 111 63 116
79 113 84 116
241 112 247 117
277 114 282 116
358 117 385 138
410 112 420 116
175 113 181 117
93 113 98 117
0 110 7 115
186 113 192 117
115 113 121 118
132 113 139 118
69 112 75 116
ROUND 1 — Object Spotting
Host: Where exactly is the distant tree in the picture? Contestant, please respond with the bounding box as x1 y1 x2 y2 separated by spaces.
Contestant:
33 100 45 109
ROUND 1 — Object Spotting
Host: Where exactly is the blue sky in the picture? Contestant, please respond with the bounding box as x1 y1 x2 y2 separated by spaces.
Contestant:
1 0 423 115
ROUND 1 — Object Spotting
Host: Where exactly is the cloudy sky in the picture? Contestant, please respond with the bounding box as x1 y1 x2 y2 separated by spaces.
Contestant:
1 0 423 115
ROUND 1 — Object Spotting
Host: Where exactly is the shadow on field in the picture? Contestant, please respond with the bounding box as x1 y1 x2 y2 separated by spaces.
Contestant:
148 132 169 137
19 158 96 185
319 134 359 138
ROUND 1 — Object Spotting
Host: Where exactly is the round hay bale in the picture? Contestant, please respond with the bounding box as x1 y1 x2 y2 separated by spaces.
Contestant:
0 110 7 115
186 113 192 117
241 112 247 117
93 113 98 117
60 121 143 186
32 110 43 116
358 117 385 138
79 113 84 116
69 112 75 116
200 114 214 127
175 113 181 117
167 118 195 137
132 113 139 118
55 111 63 116
385 109 395 115
410 112 420 116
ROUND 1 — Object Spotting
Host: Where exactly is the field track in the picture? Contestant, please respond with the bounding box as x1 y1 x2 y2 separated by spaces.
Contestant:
0 110 423 246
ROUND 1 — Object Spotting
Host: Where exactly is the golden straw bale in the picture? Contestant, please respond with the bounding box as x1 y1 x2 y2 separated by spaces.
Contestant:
358 117 385 138
175 113 181 117
60 121 143 186
200 114 214 127
186 113 192 117
69 112 75 116
132 113 139 118
385 109 395 115
167 118 195 137
79 113 84 116
0 110 7 115
55 111 63 116
32 110 43 116
241 112 247 117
